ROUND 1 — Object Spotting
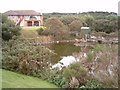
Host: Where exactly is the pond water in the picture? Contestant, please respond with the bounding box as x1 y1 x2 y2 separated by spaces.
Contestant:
45 42 83 66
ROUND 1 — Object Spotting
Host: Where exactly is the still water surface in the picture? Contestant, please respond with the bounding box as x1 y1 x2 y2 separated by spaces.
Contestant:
45 42 82 65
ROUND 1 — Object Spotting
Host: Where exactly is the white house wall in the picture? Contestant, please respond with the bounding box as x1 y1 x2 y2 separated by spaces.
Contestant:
8 15 42 26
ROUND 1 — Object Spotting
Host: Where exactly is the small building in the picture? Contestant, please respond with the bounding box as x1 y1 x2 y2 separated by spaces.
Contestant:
81 27 91 35
76 27 91 39
4 10 43 27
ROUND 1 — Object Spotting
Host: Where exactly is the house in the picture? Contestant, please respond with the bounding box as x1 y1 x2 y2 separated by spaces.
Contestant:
4 10 43 27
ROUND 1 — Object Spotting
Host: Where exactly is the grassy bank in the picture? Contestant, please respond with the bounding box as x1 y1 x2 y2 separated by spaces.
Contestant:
21 27 40 39
2 69 58 88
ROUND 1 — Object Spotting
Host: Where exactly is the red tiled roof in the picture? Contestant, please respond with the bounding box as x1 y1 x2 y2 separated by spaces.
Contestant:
4 10 42 16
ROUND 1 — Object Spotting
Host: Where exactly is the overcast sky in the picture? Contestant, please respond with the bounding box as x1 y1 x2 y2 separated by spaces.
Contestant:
0 0 119 13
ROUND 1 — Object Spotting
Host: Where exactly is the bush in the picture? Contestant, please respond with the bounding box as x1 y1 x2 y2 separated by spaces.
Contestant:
95 15 118 33
43 17 70 40
80 79 105 88
39 68 69 87
87 44 101 61
69 20 83 32
36 26 46 35
85 44 118 88
1 13 21 40
87 51 93 62
82 14 95 28
63 62 87 86
2 37 53 75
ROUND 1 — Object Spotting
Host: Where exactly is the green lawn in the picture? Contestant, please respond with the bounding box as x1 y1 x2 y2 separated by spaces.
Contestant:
21 27 40 39
22 27 40 30
2 69 58 88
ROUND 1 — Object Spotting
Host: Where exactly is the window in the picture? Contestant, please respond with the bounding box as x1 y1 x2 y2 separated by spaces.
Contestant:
10 16 14 18
30 16 37 20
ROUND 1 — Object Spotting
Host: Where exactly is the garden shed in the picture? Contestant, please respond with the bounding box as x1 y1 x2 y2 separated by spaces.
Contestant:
81 27 91 34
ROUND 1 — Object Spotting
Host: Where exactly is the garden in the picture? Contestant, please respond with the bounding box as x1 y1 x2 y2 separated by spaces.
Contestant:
1 12 119 88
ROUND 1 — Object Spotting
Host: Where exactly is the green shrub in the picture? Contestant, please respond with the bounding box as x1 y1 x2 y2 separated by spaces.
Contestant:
2 37 53 75
36 26 46 35
95 15 118 34
87 44 101 61
48 69 68 87
40 68 69 87
87 51 93 61
63 63 87 85
93 44 101 54
43 17 70 40
80 79 105 88
69 20 83 32
1 13 21 40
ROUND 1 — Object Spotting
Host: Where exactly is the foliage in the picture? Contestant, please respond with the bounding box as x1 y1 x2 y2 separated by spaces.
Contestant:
1 13 21 40
36 26 46 35
95 15 118 33
86 44 118 88
69 20 83 32
60 15 82 25
82 14 95 28
44 12 117 34
87 44 101 61
80 79 105 88
63 62 87 85
43 17 70 40
2 37 53 75
47 69 68 87
87 51 93 61
39 68 69 87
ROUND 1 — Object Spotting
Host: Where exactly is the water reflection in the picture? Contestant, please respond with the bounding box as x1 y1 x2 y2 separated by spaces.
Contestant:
52 56 77 69
45 42 81 64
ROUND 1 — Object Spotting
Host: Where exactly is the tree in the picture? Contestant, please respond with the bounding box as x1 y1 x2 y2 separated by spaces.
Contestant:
82 14 95 29
69 20 83 32
43 17 69 40
1 13 21 40
95 15 118 33
60 15 82 25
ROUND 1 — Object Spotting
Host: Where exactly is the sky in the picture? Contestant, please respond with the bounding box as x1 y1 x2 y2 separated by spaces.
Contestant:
0 0 119 13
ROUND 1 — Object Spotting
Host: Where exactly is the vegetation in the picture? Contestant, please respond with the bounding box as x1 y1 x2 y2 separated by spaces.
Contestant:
2 37 53 75
87 44 101 61
1 13 21 40
82 14 95 28
1 11 118 88
21 28 40 39
40 17 70 40
85 44 118 88
2 69 58 88
60 15 81 25
45 68 69 88
63 62 87 87
36 26 46 35
95 15 118 33
22 27 40 30
69 20 83 32
80 79 105 88
44 12 118 34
